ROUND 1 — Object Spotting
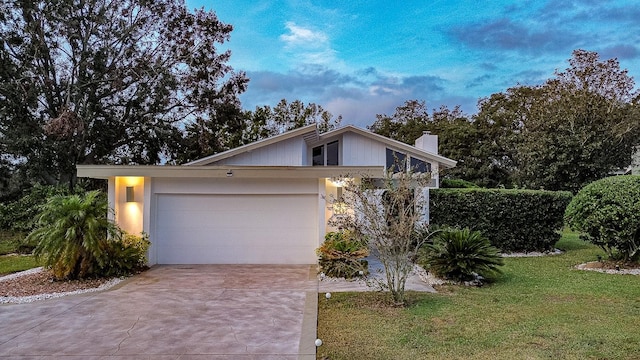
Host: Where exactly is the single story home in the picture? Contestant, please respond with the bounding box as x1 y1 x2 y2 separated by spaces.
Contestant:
77 124 456 265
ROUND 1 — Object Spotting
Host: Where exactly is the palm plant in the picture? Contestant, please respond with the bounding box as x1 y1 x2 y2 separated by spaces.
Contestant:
27 190 119 280
420 228 504 283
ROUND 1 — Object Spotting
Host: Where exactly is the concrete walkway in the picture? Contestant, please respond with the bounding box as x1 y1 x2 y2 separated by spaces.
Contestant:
0 265 319 359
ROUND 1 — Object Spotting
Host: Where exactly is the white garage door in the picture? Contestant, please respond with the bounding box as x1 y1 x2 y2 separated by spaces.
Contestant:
155 194 318 264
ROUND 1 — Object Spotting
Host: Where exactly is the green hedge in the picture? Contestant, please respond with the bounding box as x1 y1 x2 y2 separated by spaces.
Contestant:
429 188 572 252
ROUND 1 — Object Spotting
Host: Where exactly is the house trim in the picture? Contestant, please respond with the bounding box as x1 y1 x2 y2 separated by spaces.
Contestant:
77 165 383 179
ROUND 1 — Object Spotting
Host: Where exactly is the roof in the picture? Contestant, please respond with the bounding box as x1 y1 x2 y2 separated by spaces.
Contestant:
186 124 457 168
185 123 318 166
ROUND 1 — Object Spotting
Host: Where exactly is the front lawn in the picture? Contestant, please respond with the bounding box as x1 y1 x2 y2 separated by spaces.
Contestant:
317 231 640 359
0 255 39 276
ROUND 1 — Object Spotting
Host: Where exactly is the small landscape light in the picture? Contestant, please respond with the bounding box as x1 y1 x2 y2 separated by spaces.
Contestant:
325 292 331 299
615 265 620 271
315 338 323 347
358 270 364 276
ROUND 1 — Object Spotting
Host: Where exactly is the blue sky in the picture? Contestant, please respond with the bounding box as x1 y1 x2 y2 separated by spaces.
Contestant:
187 0 640 127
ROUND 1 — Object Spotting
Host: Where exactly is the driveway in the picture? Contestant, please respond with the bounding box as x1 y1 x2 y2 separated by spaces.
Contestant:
0 265 319 359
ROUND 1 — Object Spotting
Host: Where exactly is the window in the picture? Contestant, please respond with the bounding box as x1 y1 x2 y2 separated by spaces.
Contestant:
410 157 431 173
312 140 339 166
326 140 339 166
312 145 324 166
386 148 431 173
386 148 406 173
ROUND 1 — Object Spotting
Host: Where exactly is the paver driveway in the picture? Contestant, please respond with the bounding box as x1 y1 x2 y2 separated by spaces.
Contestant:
0 265 319 359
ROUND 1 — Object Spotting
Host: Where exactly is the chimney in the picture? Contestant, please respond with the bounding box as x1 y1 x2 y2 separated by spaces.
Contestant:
414 131 438 154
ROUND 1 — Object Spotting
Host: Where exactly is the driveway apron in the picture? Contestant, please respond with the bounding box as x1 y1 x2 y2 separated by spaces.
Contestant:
0 265 319 360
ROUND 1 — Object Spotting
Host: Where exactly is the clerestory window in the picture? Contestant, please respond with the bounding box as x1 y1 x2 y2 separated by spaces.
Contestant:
312 140 339 166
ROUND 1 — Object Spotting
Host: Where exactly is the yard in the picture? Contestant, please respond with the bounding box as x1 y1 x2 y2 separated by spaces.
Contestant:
317 232 640 360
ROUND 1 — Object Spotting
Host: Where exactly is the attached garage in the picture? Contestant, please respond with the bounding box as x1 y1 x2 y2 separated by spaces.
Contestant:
154 193 318 264
148 177 322 265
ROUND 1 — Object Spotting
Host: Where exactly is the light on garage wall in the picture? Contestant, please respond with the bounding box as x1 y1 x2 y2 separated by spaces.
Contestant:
125 186 135 202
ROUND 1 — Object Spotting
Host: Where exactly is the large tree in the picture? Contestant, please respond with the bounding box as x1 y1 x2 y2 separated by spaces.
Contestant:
484 50 640 192
0 0 247 196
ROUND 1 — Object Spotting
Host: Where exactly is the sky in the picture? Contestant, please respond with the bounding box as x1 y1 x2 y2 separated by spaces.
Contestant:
186 0 640 128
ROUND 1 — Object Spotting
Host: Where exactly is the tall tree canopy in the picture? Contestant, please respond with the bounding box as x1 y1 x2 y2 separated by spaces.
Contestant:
481 50 640 192
0 0 248 197
369 50 640 192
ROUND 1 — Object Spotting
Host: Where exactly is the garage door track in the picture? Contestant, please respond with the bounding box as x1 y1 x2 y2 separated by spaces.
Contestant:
0 265 319 359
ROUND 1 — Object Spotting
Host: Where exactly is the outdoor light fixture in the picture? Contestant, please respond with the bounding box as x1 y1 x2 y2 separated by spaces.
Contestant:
125 186 135 202
226 170 233 177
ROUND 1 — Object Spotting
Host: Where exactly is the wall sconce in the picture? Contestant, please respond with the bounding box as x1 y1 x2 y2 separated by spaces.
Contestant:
125 186 135 202
226 170 233 177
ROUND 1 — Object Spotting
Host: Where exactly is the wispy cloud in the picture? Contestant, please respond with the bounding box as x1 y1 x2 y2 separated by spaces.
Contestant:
280 21 328 47
279 21 337 66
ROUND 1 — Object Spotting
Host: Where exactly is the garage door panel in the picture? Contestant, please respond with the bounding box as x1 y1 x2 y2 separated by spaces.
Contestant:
155 194 317 264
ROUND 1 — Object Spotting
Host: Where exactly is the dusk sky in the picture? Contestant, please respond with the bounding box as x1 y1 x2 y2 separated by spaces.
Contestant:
186 0 640 127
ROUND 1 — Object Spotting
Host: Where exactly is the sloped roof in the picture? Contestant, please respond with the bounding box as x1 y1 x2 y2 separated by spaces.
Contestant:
185 124 318 166
185 124 457 168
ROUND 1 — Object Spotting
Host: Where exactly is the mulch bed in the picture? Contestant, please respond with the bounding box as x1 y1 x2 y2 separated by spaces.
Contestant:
0 270 111 297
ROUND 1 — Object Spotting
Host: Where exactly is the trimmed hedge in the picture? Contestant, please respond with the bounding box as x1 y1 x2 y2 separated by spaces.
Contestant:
429 188 572 252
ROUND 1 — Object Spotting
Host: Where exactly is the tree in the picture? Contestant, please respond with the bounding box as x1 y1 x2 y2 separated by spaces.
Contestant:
483 50 640 192
330 168 431 304
28 191 120 279
368 100 430 145
0 0 248 194
240 99 342 144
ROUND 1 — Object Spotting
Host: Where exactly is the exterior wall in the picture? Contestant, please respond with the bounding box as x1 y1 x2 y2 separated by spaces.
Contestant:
341 132 440 187
113 177 144 235
341 132 387 166
213 137 305 166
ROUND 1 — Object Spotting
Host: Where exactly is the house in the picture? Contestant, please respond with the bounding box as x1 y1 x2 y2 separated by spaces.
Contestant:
77 124 456 265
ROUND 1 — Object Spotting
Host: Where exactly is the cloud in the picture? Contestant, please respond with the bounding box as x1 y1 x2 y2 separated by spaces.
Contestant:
600 45 639 60
466 74 493 89
448 18 577 55
280 21 328 48
240 66 471 127
279 21 338 66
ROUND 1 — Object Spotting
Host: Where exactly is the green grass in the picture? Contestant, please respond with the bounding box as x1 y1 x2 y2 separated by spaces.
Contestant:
0 255 39 276
317 231 640 359
0 231 39 275
0 231 24 255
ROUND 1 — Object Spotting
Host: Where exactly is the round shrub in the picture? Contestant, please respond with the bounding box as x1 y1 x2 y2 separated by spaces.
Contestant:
565 175 640 262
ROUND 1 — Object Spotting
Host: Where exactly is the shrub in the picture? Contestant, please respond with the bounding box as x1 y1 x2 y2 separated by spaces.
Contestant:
98 232 150 277
430 188 572 252
440 178 480 188
317 231 369 279
565 175 640 262
27 190 148 280
419 228 504 283
28 191 119 279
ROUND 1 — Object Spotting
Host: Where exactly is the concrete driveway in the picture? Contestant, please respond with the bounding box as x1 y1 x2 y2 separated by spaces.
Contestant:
0 265 319 359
